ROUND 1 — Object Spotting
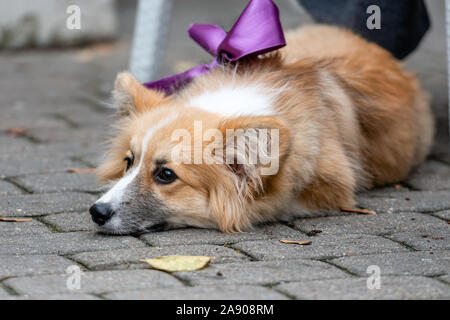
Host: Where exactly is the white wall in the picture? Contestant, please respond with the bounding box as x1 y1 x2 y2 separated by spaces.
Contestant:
0 0 118 48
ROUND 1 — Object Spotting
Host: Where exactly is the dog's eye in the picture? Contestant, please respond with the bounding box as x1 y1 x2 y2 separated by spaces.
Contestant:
124 154 134 171
154 167 177 184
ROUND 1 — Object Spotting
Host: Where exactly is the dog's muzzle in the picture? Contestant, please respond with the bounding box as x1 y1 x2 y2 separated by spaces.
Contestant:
89 203 115 226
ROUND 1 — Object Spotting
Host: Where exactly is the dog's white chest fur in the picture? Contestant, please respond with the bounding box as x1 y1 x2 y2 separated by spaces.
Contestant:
189 86 275 117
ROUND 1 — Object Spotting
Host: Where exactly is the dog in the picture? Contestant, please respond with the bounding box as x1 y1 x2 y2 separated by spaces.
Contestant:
90 25 434 235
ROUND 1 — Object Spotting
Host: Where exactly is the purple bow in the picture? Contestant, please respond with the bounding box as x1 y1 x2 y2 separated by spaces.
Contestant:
143 0 286 95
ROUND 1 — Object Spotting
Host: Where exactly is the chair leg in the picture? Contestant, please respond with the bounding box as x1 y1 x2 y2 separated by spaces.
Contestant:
446 0 450 147
129 0 173 83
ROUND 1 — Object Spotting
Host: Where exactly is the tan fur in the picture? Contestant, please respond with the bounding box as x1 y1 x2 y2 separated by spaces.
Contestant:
97 25 434 233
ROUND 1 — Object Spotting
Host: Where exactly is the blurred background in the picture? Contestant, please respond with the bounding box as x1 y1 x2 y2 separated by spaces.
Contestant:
0 0 447 165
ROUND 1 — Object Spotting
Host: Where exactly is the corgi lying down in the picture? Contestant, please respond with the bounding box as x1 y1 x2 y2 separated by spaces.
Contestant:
90 25 434 235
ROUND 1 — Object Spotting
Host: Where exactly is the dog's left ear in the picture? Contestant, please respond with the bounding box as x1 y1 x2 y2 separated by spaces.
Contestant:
209 115 291 232
218 115 291 182
112 71 170 117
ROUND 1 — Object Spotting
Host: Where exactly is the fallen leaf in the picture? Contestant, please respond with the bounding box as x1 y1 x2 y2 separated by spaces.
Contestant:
340 207 376 215
5 127 27 136
66 168 96 173
279 239 312 245
0 217 32 222
141 255 211 272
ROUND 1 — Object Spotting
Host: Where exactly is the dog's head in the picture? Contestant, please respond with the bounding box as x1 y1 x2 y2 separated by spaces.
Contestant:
90 72 290 235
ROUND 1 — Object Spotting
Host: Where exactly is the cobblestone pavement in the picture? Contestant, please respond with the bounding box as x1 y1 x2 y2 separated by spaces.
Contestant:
0 0 449 300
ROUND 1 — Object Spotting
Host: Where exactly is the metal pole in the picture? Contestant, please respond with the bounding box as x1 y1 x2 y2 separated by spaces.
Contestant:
446 0 450 150
129 0 173 83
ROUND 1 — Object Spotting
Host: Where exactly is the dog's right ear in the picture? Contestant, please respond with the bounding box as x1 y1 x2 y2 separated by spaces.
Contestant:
112 71 170 117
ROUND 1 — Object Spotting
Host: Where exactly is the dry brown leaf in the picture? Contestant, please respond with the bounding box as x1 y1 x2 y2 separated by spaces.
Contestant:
141 255 211 272
5 127 27 136
340 207 376 215
0 217 32 222
66 168 96 173
279 239 312 245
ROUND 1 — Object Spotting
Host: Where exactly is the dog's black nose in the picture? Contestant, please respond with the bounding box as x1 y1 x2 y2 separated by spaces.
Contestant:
89 203 115 226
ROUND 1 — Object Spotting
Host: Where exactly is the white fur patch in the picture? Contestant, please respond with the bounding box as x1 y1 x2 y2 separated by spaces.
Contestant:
189 86 276 117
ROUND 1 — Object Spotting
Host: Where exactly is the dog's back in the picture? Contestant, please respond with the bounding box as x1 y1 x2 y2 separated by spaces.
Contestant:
281 25 434 187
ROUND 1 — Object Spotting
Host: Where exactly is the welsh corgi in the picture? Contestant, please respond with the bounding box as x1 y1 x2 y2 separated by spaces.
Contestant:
90 25 434 235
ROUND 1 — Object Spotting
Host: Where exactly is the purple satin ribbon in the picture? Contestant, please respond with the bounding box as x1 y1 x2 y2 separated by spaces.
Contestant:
143 0 286 95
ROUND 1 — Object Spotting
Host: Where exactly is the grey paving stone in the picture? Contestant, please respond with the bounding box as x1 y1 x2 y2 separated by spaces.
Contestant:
406 160 450 191
0 219 51 236
5 269 183 295
0 287 11 299
275 276 450 300
14 172 100 194
432 210 450 221
71 244 250 270
27 293 101 300
18 141 102 157
174 259 349 286
0 180 23 195
105 284 287 300
27 127 107 144
293 212 448 236
78 152 106 168
0 111 68 132
331 251 450 277
0 255 74 277
439 275 450 284
52 106 111 129
232 234 407 260
40 211 97 232
0 192 96 217
140 223 302 247
0 153 86 177
386 229 450 251
0 135 36 155
357 184 410 197
0 232 146 255
356 191 450 213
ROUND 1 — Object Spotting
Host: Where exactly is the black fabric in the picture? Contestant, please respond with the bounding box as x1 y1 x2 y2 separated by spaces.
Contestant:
298 0 430 59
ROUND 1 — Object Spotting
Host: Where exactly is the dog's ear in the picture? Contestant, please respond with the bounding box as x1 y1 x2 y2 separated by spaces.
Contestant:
112 72 169 117
209 115 291 232
218 115 291 181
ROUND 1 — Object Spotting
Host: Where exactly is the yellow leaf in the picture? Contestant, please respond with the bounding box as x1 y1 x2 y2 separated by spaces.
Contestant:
0 217 32 222
140 255 211 272
279 239 312 245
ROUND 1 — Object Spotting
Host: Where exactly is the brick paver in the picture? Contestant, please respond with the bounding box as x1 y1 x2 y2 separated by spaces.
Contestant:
331 251 449 277
275 276 450 300
0 0 448 300
4 270 183 295
174 260 350 286
104 285 288 300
